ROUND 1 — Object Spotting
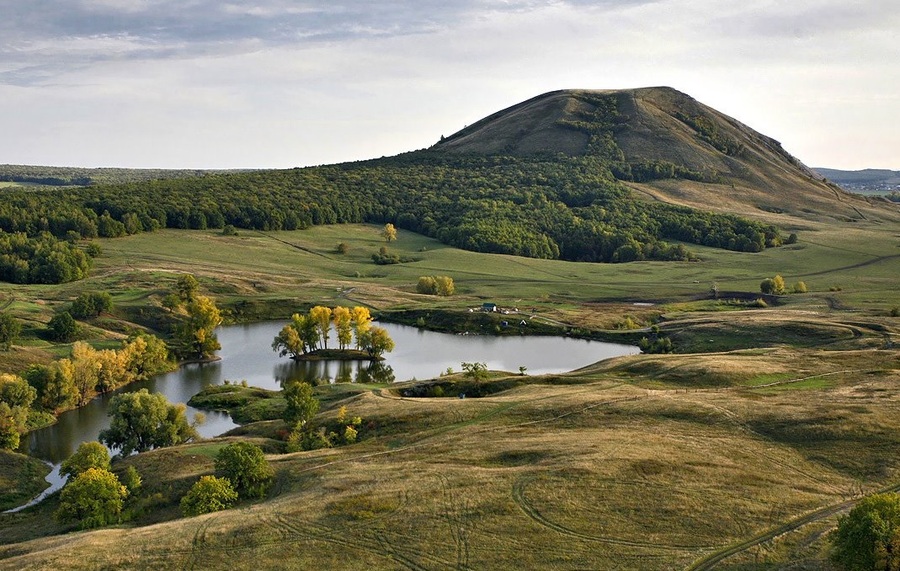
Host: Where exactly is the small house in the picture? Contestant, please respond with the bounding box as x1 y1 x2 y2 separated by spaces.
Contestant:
482 303 498 313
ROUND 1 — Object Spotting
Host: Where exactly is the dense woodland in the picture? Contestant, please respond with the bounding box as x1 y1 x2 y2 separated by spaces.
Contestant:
0 153 780 273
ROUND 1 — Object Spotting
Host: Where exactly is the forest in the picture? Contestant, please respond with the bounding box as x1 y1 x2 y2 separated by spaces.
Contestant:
0 151 782 281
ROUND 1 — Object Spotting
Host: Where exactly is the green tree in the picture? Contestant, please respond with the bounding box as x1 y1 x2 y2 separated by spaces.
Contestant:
0 373 36 409
382 223 397 242
99 389 198 455
56 467 128 529
0 312 21 350
831 492 900 571
180 475 238 517
0 402 27 450
70 291 112 318
461 362 488 388
175 273 200 302
283 381 319 427
60 441 111 480
47 311 78 341
793 281 808 293
214 442 273 499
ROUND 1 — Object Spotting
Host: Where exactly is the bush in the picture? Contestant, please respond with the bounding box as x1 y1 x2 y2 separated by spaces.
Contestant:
180 475 238 517
46 311 78 341
60 441 111 480
792 281 808 294
70 291 113 318
56 468 128 529
214 442 273 499
0 313 21 350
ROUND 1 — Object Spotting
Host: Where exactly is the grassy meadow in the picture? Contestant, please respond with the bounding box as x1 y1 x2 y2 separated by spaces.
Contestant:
0 217 898 569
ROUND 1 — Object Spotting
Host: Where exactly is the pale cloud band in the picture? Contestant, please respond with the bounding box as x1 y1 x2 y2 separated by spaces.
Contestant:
0 1 897 169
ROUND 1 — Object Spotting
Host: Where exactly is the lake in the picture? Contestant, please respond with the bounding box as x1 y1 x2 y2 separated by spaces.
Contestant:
22 320 638 464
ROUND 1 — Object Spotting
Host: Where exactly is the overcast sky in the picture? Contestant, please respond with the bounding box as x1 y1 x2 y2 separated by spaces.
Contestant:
1 1 897 170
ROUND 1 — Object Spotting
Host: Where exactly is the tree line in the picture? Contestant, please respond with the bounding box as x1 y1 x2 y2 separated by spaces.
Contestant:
0 147 784 274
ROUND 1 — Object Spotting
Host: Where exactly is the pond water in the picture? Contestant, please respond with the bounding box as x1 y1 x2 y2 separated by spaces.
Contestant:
16 321 637 503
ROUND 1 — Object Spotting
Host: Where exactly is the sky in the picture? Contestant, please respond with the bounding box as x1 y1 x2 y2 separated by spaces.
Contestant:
1 1 897 170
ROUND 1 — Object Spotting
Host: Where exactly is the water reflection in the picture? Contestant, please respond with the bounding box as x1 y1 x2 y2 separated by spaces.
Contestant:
273 359 396 386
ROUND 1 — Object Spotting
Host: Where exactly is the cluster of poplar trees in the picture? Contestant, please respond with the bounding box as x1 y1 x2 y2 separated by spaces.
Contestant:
272 306 394 359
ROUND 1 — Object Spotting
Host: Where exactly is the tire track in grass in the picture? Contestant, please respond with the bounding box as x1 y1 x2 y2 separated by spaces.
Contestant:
685 480 900 571
267 511 452 571
511 476 704 552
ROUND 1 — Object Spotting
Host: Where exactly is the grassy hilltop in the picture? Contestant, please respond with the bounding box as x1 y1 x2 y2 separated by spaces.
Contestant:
0 88 899 569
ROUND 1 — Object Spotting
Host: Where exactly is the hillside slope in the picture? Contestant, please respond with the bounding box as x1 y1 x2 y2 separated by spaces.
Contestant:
434 87 897 224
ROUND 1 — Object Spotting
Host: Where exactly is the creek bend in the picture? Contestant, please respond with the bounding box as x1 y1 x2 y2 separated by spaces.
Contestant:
23 321 639 466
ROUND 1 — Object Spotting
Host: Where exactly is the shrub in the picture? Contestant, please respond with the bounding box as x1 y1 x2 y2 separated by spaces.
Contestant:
60 441 111 480
335 242 348 254
214 442 273 499
792 281 808 294
47 311 78 341
0 313 21 350
180 475 238 517
56 468 128 529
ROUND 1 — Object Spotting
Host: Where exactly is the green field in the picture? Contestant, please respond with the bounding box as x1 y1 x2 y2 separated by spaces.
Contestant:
0 219 898 570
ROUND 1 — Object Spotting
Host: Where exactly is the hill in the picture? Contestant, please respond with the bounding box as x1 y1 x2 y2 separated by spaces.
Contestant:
435 87 897 223
814 167 900 195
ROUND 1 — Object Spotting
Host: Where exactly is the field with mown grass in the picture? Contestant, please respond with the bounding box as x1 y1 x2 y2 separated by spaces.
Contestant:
0 218 898 569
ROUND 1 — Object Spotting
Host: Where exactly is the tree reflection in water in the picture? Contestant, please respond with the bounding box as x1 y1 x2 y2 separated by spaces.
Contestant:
274 359 395 386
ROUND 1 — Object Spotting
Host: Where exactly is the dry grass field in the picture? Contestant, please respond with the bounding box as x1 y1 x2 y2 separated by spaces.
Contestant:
0 218 898 570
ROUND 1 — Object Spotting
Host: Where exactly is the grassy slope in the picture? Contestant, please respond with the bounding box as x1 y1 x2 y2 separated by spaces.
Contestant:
0 220 897 569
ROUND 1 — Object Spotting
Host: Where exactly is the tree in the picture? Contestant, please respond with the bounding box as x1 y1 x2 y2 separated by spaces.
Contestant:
70 291 112 318
0 402 27 450
435 275 455 296
121 333 172 380
0 312 21 350
309 306 333 349
180 475 238 517
417 276 437 294
272 323 304 359
793 281 808 293
0 373 36 409
283 381 318 427
351 306 372 349
461 362 488 388
99 389 198 455
359 326 395 358
175 273 200 302
175 295 222 359
47 311 78 341
56 467 128 529
60 441 111 480
214 442 273 499
831 492 900 571
772 274 786 295
24 361 78 412
332 306 353 350
335 242 349 254
382 223 397 242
